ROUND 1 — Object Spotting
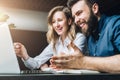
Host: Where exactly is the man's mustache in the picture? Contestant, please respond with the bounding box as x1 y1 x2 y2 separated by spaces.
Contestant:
76 19 87 27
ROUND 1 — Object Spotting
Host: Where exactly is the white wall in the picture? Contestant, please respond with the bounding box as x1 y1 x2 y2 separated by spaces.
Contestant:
0 7 48 31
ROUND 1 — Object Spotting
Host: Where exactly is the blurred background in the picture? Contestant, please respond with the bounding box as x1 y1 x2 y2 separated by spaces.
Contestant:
0 0 119 32
0 0 67 31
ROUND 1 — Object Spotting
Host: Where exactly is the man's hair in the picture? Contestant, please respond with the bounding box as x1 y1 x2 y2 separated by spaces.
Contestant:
67 0 98 8
67 0 79 8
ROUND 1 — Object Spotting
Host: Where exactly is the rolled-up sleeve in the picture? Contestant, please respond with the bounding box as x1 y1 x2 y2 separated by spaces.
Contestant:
113 23 120 52
23 43 53 70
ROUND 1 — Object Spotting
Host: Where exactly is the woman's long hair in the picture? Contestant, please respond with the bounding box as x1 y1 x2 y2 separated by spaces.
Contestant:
47 6 78 51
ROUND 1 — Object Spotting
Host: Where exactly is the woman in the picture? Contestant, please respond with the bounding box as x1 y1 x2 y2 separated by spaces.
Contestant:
14 6 86 70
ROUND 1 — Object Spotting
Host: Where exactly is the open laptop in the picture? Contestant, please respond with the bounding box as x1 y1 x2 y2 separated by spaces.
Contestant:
0 23 50 74
0 23 21 74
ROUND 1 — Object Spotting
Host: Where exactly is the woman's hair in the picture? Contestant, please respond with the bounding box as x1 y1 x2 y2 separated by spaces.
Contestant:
47 6 77 50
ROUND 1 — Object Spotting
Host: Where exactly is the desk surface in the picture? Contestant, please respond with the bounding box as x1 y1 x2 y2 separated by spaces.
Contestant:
0 73 120 80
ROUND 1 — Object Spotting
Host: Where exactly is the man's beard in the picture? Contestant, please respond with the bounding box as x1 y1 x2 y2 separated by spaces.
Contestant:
78 11 99 39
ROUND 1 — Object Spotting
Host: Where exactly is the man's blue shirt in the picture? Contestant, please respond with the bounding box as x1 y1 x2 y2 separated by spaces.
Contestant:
88 15 120 57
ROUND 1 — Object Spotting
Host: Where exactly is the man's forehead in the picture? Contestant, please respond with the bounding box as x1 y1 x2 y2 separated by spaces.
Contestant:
71 0 85 16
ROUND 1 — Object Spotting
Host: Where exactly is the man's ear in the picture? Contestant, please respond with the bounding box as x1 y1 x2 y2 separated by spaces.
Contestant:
92 3 99 14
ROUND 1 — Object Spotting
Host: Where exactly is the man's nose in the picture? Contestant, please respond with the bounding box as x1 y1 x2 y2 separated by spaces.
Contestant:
74 17 79 24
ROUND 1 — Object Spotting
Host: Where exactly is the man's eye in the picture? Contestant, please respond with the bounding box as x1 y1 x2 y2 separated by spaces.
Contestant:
76 12 80 16
76 10 82 16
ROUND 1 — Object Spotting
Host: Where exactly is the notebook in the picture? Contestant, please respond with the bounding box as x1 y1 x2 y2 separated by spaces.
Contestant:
41 68 100 74
0 23 48 74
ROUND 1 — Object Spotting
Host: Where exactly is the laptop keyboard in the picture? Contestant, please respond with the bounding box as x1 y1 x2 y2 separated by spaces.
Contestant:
21 70 52 74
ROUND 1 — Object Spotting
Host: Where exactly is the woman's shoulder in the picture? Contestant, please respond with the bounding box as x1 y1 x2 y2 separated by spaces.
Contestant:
76 32 86 38
73 32 86 43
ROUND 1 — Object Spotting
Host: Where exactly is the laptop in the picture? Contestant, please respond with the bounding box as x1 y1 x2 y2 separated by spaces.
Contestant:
0 23 100 74
0 23 50 74
0 23 21 74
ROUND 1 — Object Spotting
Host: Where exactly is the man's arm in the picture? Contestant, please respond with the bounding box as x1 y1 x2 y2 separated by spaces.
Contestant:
81 54 120 73
51 54 120 73
51 41 120 73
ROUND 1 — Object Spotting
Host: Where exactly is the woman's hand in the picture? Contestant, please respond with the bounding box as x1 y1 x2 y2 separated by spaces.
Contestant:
14 42 29 60
40 64 49 70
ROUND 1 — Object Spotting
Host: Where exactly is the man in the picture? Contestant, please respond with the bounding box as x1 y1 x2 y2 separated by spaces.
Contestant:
50 0 120 73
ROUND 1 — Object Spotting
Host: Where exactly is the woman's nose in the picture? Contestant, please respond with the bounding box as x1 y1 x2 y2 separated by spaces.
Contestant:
55 22 60 27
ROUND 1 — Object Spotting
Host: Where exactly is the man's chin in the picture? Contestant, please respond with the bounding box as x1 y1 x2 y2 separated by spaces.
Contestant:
81 29 89 36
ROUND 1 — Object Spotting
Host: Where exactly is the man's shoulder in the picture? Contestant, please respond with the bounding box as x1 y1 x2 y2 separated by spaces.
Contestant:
103 15 120 26
104 15 120 32
106 15 120 21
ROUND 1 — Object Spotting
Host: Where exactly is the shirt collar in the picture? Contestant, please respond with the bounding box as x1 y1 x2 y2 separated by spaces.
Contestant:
98 14 107 32
58 36 71 46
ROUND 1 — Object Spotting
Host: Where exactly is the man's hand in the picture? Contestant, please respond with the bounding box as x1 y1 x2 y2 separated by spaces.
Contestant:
50 42 84 69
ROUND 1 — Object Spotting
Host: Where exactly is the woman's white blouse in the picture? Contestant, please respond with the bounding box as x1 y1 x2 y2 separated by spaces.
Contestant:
23 33 86 69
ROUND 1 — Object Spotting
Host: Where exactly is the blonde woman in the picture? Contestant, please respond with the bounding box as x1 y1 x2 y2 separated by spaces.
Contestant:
14 6 86 70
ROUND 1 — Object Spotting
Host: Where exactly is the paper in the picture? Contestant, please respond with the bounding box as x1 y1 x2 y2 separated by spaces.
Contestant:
41 68 100 74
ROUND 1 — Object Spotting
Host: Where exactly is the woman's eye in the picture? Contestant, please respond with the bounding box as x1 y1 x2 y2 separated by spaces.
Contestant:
52 21 55 23
58 19 62 21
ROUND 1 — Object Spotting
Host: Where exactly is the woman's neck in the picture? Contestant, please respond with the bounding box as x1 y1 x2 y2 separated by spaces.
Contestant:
61 33 67 44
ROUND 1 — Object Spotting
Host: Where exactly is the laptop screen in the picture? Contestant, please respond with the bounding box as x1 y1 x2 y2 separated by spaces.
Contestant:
0 23 20 73
0 23 53 74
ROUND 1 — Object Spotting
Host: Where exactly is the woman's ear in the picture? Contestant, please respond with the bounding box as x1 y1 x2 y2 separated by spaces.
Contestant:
92 3 99 14
68 18 72 25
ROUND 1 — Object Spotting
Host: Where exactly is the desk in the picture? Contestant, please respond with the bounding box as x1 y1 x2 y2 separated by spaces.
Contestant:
0 73 120 80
